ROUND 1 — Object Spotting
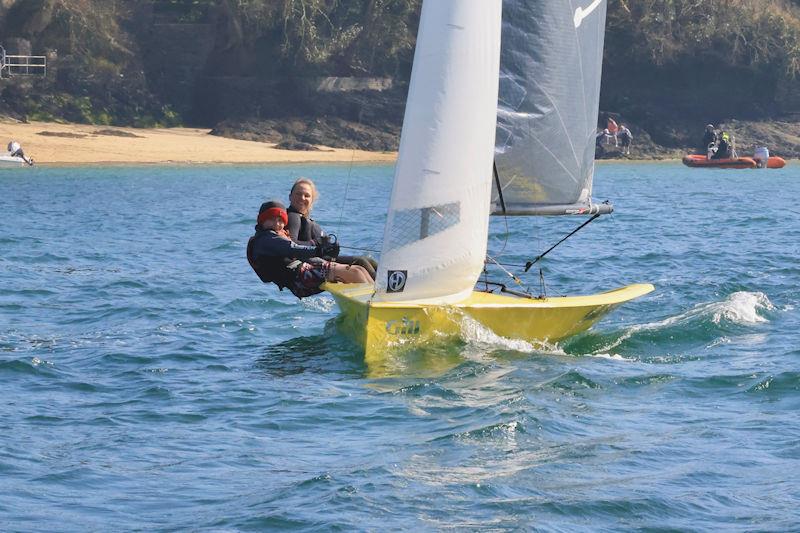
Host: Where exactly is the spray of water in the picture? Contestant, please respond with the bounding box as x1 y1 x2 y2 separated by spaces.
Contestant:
597 291 775 354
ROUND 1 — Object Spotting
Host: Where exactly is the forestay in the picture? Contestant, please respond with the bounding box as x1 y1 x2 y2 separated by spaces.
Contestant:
492 0 612 216
374 0 502 303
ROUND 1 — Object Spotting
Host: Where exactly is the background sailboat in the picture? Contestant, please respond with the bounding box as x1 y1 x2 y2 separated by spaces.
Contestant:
324 0 653 366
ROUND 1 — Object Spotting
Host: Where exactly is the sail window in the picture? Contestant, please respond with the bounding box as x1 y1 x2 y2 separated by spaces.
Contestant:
385 202 460 250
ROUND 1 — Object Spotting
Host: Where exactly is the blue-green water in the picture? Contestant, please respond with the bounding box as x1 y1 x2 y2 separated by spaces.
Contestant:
1 162 798 530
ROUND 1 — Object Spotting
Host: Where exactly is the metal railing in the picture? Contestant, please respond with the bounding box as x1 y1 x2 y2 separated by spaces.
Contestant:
0 46 46 78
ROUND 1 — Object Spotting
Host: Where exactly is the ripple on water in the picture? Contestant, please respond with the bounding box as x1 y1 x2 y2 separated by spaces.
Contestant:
745 371 800 396
536 370 601 392
0 357 57 377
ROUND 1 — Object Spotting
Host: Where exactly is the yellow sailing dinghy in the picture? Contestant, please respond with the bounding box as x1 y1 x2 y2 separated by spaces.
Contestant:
324 0 653 361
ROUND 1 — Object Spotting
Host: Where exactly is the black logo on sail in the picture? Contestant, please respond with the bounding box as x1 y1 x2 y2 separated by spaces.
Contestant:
387 270 407 293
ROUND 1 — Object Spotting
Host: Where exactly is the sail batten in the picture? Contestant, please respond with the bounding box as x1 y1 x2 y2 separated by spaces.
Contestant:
492 0 609 217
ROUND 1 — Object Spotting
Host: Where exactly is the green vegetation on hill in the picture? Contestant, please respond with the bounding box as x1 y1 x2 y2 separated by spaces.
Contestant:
2 0 800 154
607 0 800 77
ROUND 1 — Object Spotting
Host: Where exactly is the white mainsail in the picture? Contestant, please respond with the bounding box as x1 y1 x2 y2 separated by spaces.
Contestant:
493 0 611 216
374 0 503 303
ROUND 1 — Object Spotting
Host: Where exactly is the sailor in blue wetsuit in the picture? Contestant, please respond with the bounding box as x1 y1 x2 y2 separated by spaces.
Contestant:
247 201 372 298
286 178 378 280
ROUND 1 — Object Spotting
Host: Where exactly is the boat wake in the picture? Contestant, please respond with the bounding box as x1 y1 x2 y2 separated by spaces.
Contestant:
457 314 565 356
573 291 776 357
447 291 776 364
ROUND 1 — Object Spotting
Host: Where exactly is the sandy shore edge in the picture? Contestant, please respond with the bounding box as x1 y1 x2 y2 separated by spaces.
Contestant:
0 120 398 165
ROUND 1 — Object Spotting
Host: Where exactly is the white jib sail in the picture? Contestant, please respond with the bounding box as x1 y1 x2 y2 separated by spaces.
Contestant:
374 0 503 303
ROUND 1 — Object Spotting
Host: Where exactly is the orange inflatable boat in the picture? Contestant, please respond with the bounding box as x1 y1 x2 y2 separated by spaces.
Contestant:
765 156 787 169
682 154 786 169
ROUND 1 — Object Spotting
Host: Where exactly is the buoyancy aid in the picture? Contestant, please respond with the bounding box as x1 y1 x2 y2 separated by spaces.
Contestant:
286 206 325 245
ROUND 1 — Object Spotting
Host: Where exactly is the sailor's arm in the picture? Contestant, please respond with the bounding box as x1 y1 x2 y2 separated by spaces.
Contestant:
252 232 322 261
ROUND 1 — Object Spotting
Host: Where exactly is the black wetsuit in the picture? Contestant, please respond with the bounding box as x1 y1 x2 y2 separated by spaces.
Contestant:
247 226 321 295
285 205 378 279
712 139 730 159
701 131 717 152
286 205 325 245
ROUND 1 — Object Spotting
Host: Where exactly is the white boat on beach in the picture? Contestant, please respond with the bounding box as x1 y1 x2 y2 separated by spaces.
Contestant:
0 152 30 166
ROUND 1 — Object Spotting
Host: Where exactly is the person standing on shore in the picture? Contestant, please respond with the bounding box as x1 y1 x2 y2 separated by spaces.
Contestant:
606 117 619 147
618 124 632 155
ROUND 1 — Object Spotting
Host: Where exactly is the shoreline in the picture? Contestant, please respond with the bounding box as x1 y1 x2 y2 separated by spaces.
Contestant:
0 120 397 165
2 120 764 166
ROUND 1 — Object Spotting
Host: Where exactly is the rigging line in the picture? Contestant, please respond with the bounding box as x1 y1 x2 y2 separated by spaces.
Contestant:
538 268 547 298
340 244 381 254
335 148 357 237
486 254 530 292
491 160 511 259
493 161 507 213
524 212 601 272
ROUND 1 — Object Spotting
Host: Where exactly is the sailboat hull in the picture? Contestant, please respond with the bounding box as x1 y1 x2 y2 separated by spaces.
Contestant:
323 282 654 364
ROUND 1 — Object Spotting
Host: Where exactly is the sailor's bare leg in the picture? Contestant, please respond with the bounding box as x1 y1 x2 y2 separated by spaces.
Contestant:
327 262 372 284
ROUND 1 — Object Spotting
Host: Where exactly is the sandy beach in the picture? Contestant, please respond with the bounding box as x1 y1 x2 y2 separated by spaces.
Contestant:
0 119 398 165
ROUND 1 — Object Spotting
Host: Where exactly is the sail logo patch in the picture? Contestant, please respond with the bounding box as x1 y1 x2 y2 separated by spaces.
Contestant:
574 0 603 28
387 270 407 293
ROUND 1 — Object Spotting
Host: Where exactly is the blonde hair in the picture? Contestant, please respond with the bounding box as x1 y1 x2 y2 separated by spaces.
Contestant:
290 177 318 207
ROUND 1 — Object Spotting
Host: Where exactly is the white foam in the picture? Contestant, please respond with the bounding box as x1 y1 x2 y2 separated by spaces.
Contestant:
456 314 565 356
597 291 774 353
588 352 634 362
301 295 335 313
707 336 731 348
709 291 773 325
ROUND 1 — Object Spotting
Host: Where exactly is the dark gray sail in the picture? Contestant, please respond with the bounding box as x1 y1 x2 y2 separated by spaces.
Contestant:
492 0 612 216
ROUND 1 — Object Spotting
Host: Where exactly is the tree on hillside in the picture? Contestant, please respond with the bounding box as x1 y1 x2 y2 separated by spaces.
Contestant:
232 0 419 75
607 0 800 77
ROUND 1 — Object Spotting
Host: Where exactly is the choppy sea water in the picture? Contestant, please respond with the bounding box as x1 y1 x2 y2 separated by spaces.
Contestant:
1 162 798 531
